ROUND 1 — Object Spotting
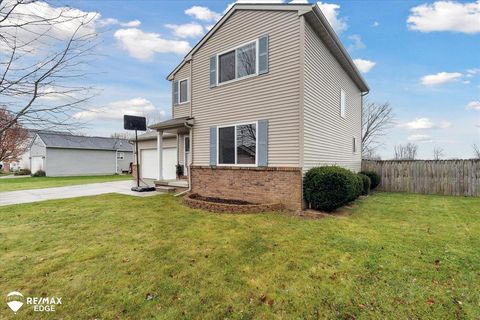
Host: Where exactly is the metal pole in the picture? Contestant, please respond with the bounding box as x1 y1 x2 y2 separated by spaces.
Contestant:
135 129 139 188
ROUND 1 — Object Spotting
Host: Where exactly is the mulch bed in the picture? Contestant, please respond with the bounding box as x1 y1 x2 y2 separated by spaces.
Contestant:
183 193 283 213
189 193 255 205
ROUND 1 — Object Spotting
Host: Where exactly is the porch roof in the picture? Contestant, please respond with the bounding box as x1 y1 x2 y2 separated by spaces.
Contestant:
148 117 194 131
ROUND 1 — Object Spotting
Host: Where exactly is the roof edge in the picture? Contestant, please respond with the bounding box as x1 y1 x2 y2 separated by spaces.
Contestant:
166 3 314 81
310 5 369 92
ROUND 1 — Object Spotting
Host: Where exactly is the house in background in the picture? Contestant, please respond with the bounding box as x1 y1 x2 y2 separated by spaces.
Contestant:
135 3 369 210
29 132 133 176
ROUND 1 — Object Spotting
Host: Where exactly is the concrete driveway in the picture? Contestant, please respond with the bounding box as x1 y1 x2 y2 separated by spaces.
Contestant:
0 180 158 206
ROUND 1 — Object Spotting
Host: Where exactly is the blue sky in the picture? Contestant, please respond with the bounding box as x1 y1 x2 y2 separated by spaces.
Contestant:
61 0 479 159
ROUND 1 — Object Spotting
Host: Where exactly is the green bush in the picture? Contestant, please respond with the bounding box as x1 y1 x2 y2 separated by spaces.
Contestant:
32 170 46 177
14 168 31 176
360 171 381 189
347 174 363 201
304 166 362 212
358 173 371 195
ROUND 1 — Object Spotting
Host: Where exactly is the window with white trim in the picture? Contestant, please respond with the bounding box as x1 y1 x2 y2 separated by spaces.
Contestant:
177 79 189 104
218 41 257 84
117 152 124 160
218 123 257 165
340 89 346 118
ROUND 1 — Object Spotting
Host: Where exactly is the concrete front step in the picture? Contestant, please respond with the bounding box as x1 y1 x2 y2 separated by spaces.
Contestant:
154 180 189 188
155 186 176 193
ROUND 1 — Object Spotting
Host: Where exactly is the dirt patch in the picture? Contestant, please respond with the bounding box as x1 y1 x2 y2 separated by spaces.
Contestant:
189 193 254 205
183 193 283 213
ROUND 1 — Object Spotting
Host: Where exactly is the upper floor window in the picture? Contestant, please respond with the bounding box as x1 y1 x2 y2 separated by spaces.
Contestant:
340 89 346 118
218 41 257 84
173 78 189 105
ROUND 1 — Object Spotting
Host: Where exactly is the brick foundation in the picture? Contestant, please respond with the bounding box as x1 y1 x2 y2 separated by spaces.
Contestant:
190 166 303 211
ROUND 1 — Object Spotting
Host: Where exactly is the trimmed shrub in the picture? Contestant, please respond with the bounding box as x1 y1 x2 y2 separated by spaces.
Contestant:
14 168 31 176
345 173 361 202
32 170 46 177
360 171 381 189
304 166 361 212
358 173 371 195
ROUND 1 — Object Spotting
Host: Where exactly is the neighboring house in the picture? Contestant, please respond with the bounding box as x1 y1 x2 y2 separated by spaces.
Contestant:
30 132 133 176
10 130 71 172
136 3 369 210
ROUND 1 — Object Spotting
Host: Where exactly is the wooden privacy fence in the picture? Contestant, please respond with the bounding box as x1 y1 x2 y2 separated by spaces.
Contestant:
362 160 480 197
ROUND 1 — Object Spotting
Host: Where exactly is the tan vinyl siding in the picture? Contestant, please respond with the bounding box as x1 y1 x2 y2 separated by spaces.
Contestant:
303 21 362 172
178 134 185 165
191 10 301 167
172 62 191 119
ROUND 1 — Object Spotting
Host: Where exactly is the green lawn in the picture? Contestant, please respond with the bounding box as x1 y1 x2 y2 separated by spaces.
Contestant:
0 193 479 319
0 174 131 192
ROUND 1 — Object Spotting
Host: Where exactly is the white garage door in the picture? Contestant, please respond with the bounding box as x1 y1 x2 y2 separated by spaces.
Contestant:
31 156 44 174
140 148 177 180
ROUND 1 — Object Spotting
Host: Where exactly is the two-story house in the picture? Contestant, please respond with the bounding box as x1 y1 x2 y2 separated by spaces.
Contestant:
135 3 369 211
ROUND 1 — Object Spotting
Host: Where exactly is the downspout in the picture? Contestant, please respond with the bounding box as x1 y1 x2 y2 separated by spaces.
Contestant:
175 59 194 197
174 123 193 197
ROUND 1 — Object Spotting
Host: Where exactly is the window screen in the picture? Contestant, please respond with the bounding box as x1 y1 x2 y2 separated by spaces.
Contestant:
218 51 235 83
218 126 235 164
236 124 256 164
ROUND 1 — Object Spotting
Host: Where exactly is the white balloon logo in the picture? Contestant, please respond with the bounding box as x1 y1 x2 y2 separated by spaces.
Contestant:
6 291 24 314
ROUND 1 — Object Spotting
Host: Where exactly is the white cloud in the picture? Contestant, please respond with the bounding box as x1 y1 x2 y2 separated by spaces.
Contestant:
463 80 471 84
408 134 432 142
290 0 309 3
0 1 98 51
348 34 365 50
467 100 480 111
407 0 480 34
421 72 462 85
467 68 480 75
401 118 435 130
317 2 348 34
114 28 191 60
185 6 222 21
353 59 376 73
165 23 204 38
123 20 141 27
205 24 215 31
372 21 380 27
99 18 141 27
400 117 453 130
74 97 156 120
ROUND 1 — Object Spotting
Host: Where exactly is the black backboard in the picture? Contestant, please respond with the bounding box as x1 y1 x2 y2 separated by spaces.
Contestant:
124 115 146 131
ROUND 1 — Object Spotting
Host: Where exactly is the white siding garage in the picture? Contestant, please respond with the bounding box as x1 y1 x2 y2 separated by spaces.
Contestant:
29 132 133 177
140 147 177 180
31 156 44 173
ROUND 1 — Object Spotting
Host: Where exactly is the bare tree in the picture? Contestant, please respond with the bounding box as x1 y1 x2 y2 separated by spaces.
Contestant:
394 143 418 160
433 147 444 160
0 0 99 135
362 146 381 160
0 107 28 162
362 101 394 157
473 144 480 159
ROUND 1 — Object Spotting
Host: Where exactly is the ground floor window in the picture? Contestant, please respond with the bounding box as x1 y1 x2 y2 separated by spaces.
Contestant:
218 123 256 165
